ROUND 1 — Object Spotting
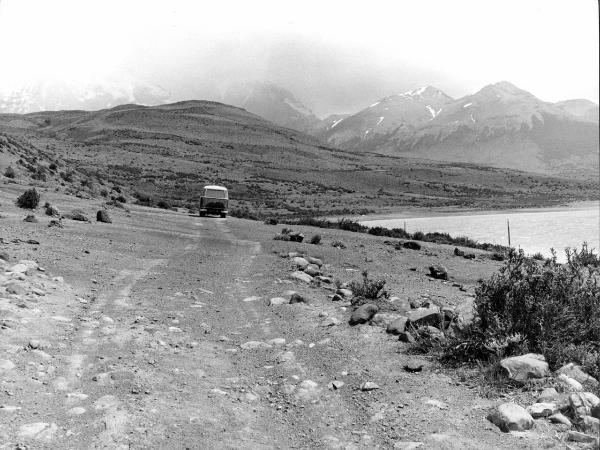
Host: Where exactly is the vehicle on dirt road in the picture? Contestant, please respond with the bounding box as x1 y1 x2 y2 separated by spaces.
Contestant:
199 185 229 218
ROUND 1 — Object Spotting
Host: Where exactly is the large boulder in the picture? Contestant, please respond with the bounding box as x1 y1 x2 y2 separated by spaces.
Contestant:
290 271 313 284
305 256 323 267
453 297 475 330
499 354 550 383
303 264 321 277
292 257 309 269
487 403 534 432
388 297 411 314
406 306 443 328
527 402 557 418
96 210 112 223
556 363 599 387
370 313 404 328
428 265 448 280
592 404 600 419
569 392 600 419
349 304 378 326
386 317 408 335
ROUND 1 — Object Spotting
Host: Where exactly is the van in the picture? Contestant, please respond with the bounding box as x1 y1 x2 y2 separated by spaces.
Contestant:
199 185 228 218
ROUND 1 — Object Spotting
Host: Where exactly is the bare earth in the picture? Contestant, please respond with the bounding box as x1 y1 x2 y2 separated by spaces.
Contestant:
0 188 571 449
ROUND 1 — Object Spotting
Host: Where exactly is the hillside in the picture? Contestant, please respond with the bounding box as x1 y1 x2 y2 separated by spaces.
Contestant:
320 82 599 178
0 100 597 216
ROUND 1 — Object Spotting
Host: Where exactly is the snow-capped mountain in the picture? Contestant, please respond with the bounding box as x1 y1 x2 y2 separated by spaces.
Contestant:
319 86 454 148
555 99 599 123
0 79 171 114
321 82 598 176
221 82 321 133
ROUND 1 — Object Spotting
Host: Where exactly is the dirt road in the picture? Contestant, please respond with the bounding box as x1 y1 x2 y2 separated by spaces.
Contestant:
0 195 565 449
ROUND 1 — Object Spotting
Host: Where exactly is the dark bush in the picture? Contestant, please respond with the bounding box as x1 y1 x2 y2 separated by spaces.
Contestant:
96 210 112 223
531 252 545 261
156 200 171 209
60 171 74 182
402 241 422 250
16 188 40 209
48 162 58 171
116 195 127 203
431 246 600 381
4 166 16 178
349 270 389 301
309 234 322 245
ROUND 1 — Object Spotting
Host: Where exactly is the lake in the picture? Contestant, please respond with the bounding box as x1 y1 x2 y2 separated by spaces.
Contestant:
361 202 600 261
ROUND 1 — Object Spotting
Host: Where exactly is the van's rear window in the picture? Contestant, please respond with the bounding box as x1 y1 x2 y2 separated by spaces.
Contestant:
205 189 228 199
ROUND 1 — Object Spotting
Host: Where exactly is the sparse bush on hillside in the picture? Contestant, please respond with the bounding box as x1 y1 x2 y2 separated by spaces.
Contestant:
48 162 58 171
309 234 322 245
531 252 545 261
349 270 389 303
156 200 171 209
426 245 600 382
60 171 74 182
133 191 155 207
4 166 16 178
16 188 40 209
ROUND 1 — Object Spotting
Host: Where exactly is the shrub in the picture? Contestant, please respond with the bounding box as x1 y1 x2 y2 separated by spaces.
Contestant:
349 270 389 301
16 188 40 209
48 162 58 171
60 171 74 182
432 246 600 381
115 195 127 203
156 200 171 209
309 234 322 245
4 166 16 178
531 252 545 261
331 240 346 249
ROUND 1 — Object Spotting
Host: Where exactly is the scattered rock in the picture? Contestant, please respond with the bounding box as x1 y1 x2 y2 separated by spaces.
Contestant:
304 264 321 276
453 297 475 330
67 407 86 415
290 271 313 284
288 232 304 242
370 312 404 328
305 256 323 267
296 380 321 402
527 402 557 418
292 257 309 269
548 412 572 427
269 297 287 306
289 293 308 304
537 387 559 403
428 265 448 280
48 219 63 228
487 403 534 432
96 210 112 223
386 317 408 335
349 304 378 325
556 363 599 387
360 381 380 391
23 214 38 223
579 415 600 434
393 442 423 449
17 422 57 440
406 306 443 328
567 430 598 444
499 353 550 383
388 296 411 313
453 247 465 257
322 317 342 327
64 210 90 222
329 380 345 390
336 288 353 298
558 373 583 391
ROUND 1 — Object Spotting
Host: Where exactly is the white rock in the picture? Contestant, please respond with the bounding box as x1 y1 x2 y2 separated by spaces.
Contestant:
487 403 534 432
292 257 309 269
499 354 549 382
558 373 583 391
527 402 557 418
269 297 288 306
290 271 313 283
360 381 380 391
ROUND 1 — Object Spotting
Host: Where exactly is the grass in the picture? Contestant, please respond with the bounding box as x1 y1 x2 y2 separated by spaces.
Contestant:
282 217 509 253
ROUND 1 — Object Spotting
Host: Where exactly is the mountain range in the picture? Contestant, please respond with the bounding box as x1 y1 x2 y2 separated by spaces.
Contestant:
317 82 599 177
0 79 597 177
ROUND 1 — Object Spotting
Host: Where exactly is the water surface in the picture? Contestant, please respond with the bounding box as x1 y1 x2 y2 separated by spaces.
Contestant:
361 203 600 260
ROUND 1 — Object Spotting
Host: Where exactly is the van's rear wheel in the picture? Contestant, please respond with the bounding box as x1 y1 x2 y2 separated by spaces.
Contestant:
199 211 206 217
220 213 227 218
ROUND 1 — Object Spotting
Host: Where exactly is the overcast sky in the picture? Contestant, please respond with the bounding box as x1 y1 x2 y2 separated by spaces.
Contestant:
0 0 598 116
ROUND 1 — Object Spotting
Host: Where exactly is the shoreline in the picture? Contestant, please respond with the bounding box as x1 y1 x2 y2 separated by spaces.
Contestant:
353 200 600 223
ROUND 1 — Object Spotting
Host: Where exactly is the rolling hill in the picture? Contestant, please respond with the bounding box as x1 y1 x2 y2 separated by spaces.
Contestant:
0 100 597 217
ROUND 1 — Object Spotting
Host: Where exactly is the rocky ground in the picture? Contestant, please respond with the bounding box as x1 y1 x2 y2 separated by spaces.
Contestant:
0 185 598 449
